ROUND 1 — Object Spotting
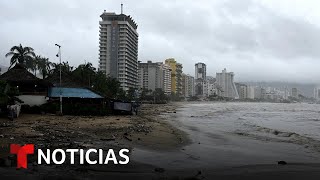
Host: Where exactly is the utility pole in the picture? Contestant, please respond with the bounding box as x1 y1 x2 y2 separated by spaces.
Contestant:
55 44 62 115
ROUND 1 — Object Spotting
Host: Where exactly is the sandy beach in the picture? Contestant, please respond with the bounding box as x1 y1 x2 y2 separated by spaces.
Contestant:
0 103 188 154
0 103 195 179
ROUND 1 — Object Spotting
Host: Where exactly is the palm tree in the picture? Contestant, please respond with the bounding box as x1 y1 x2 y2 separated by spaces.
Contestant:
5 44 35 69
37 56 52 79
50 61 73 75
32 55 42 76
73 62 96 86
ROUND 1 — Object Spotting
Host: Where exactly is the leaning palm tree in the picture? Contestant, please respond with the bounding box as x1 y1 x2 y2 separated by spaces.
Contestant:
5 44 36 69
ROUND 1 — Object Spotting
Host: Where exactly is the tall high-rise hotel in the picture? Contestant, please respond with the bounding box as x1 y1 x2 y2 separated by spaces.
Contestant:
99 9 138 90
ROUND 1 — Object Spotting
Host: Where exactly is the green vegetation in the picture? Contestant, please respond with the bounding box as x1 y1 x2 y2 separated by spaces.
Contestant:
170 92 183 101
0 81 9 106
138 88 169 104
35 55 53 79
0 80 20 116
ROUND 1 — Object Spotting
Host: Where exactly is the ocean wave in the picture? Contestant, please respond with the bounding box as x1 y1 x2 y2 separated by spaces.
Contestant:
234 125 320 153
305 118 320 122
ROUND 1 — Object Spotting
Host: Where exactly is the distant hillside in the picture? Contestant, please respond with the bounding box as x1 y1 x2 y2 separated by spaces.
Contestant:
239 81 317 97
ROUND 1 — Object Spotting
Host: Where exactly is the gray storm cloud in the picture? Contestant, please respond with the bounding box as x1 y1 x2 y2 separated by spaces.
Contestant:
0 0 319 83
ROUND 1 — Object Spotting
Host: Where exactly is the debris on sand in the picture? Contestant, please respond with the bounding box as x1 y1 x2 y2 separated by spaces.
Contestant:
0 123 12 127
277 161 287 165
100 135 116 141
124 136 132 141
154 167 165 173
0 157 11 167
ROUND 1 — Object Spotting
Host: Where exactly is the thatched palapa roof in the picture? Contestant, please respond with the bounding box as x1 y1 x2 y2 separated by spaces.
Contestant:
0 64 52 87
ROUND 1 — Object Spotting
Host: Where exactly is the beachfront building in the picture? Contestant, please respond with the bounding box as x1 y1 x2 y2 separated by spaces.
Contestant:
292 88 298 98
161 64 172 95
182 74 195 98
195 63 206 80
165 58 183 96
138 61 163 91
257 87 266 99
176 63 183 96
194 62 207 96
98 10 139 91
235 83 248 99
314 87 320 101
283 86 289 100
206 76 216 96
236 83 250 100
216 68 239 99
246 86 255 99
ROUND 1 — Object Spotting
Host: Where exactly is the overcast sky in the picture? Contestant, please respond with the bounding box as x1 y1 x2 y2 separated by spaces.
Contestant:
1 0 320 83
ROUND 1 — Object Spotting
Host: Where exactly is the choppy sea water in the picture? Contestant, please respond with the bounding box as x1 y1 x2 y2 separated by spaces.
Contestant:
131 102 320 169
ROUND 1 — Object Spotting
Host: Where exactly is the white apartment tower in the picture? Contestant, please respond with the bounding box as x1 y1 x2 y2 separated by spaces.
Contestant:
137 61 172 95
99 10 138 90
247 86 255 99
138 61 163 91
235 83 247 99
182 74 195 98
162 64 172 95
216 68 239 99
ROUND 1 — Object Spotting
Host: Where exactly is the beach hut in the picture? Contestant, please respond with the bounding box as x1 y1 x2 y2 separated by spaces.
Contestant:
0 64 52 106
47 87 105 115
48 87 103 99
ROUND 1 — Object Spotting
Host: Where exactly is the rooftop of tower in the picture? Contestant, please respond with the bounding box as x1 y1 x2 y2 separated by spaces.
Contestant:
100 10 138 29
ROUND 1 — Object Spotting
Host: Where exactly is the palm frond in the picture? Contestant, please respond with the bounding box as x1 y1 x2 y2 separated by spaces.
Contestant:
23 46 34 52
9 45 20 52
5 52 17 57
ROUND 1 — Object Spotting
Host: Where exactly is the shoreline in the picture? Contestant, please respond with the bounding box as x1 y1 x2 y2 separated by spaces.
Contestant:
127 102 190 150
